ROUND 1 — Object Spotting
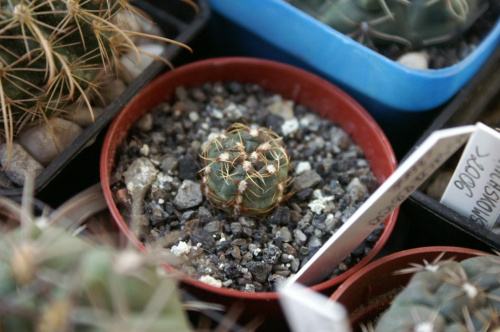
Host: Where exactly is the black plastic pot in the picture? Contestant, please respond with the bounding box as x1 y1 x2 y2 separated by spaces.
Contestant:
401 43 500 253
0 0 210 201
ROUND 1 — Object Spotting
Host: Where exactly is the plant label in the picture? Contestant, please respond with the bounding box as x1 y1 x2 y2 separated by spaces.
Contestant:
440 123 500 229
287 125 476 286
279 282 351 332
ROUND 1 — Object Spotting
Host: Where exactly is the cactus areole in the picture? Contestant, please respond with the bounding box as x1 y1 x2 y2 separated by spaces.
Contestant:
200 123 293 217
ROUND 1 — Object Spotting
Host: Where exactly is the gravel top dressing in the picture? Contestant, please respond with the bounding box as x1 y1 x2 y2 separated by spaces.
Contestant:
111 81 384 292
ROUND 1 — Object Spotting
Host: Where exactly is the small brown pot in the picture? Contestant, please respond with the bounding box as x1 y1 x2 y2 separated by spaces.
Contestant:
100 57 398 331
329 246 487 331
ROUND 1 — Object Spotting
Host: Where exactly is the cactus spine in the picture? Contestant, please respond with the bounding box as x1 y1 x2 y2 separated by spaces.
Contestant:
0 0 191 160
288 0 489 50
200 123 293 217
374 253 500 331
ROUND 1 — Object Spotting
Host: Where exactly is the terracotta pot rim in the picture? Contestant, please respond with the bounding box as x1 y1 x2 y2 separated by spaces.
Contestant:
100 56 399 300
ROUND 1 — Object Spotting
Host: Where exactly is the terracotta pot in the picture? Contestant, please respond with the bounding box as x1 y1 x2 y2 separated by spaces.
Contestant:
100 57 398 331
330 246 487 332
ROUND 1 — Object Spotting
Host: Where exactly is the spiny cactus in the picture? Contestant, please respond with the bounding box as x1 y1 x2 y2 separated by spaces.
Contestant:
0 191 193 331
0 0 192 161
200 123 293 217
288 0 489 50
373 253 500 331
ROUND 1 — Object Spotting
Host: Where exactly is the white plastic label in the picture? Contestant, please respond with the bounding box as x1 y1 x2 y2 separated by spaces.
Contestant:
441 122 500 229
287 125 475 286
279 282 351 332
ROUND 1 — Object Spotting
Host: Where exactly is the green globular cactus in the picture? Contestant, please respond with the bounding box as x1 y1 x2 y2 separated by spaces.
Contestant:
0 0 191 160
374 253 500 332
200 123 293 217
0 211 193 331
288 0 489 50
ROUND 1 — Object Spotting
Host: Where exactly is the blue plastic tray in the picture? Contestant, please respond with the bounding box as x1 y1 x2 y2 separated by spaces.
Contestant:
208 0 500 112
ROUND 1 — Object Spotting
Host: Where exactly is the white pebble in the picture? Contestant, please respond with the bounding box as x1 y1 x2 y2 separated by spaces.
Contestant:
140 144 150 156
212 109 224 119
295 161 311 175
397 52 429 70
308 189 335 214
199 275 222 288
189 112 200 122
171 241 191 257
281 118 300 136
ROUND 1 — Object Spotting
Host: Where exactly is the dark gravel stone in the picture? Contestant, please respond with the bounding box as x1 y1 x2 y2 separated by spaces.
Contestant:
224 262 243 279
198 206 213 224
242 227 253 238
303 225 315 235
227 81 243 94
191 228 215 249
268 206 291 225
265 114 284 135
252 227 269 244
263 245 282 264
180 210 195 223
231 222 243 237
246 261 268 283
216 240 231 252
229 246 241 259
293 188 313 202
178 155 199 180
204 220 221 234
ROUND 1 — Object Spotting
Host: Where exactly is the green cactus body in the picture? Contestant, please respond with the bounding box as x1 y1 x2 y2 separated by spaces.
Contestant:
375 254 500 332
0 224 193 332
0 0 117 120
0 0 191 161
289 0 488 50
200 123 293 217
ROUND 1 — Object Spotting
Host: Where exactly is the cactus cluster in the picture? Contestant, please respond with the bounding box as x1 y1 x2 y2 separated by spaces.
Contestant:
288 0 489 50
0 0 191 160
0 194 193 331
200 123 293 217
374 253 500 331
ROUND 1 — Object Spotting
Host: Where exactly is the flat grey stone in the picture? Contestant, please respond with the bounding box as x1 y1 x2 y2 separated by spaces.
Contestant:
173 180 202 210
0 143 44 186
293 170 322 191
277 226 292 243
18 118 83 166
161 155 178 174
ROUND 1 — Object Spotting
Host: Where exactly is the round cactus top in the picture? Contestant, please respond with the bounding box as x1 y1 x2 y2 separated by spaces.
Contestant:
200 123 293 217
